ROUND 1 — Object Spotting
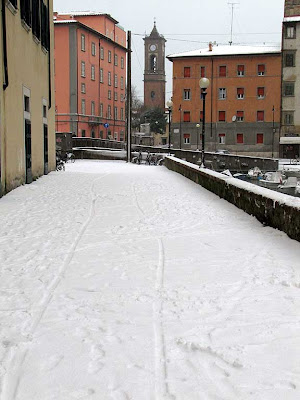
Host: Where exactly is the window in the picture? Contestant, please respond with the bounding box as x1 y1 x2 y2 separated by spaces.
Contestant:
200 66 205 77
81 99 86 115
120 76 124 89
237 87 244 99
91 42 96 56
21 0 32 27
257 64 265 76
184 89 191 100
100 103 103 117
218 111 226 122
184 134 190 144
100 47 104 60
257 133 264 144
219 133 225 144
108 105 111 119
91 130 95 138
24 95 30 113
183 111 190 122
236 110 244 122
285 25 296 39
91 65 95 81
120 94 124 102
283 112 294 125
32 0 41 40
81 61 86 77
200 110 203 122
257 110 264 121
114 54 118 66
150 55 157 72
100 68 104 83
114 74 118 88
284 82 295 96
41 2 49 50
257 87 265 99
151 91 155 99
114 106 118 120
219 66 227 77
237 65 245 76
121 108 124 121
237 133 244 144
81 83 86 93
108 71 111 86
91 101 95 116
108 90 111 100
108 50 112 63
121 57 124 69
114 92 118 101
184 67 191 77
284 52 295 67
218 88 227 100
81 34 85 51
81 129 86 137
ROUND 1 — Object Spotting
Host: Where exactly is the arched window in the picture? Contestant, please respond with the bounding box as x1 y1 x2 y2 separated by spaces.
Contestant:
150 55 157 72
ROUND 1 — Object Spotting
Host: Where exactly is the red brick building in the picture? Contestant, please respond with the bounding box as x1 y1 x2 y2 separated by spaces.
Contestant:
54 12 127 140
167 44 282 156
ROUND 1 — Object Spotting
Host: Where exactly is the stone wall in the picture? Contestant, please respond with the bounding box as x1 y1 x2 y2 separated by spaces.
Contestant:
165 156 300 242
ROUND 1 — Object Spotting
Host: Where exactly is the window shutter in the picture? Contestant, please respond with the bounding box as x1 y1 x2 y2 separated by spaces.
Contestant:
258 64 265 73
183 111 190 122
257 87 264 97
237 110 244 118
237 133 244 144
237 65 244 72
219 66 226 77
257 111 264 121
257 133 264 144
219 111 226 121
237 88 244 95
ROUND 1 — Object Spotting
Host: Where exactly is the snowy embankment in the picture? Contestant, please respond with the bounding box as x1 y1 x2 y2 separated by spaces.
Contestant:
0 160 300 400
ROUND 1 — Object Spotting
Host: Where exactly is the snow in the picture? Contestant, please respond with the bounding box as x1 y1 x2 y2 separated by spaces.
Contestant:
0 160 300 400
167 44 281 59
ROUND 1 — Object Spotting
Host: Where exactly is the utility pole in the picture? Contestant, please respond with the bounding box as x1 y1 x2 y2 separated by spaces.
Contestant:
126 31 132 163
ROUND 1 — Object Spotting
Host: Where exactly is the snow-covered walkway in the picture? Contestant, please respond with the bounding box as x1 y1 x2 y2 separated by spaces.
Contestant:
0 160 300 400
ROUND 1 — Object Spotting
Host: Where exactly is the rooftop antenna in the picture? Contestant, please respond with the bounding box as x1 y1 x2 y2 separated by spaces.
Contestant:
228 2 239 45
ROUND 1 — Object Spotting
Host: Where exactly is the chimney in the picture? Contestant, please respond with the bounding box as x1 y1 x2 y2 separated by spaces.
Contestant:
208 42 213 52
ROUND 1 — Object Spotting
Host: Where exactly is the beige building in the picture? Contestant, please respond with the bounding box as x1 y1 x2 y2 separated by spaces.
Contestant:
280 0 300 158
0 0 55 196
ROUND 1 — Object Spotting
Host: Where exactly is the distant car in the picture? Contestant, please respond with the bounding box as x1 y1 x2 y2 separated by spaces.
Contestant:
215 149 230 154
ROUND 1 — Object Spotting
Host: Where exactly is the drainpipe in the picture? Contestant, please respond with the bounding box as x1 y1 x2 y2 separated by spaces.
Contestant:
2 0 8 90
47 0 51 108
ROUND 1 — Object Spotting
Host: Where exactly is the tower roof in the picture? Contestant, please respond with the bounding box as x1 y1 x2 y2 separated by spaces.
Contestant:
145 20 166 41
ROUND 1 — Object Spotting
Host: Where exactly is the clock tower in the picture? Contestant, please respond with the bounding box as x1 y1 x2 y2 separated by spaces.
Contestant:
143 22 166 110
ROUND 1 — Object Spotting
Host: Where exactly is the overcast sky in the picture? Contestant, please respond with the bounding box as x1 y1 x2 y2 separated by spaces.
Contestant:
54 0 285 102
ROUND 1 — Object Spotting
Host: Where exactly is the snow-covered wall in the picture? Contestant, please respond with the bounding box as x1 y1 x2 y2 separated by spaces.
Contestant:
165 156 300 242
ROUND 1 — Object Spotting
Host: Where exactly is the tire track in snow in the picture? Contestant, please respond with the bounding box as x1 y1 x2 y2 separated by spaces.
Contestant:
153 238 175 400
1 173 110 400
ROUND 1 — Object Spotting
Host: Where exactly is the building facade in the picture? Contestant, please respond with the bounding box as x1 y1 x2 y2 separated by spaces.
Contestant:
167 45 281 157
280 0 300 158
0 0 55 195
143 22 166 111
54 12 127 141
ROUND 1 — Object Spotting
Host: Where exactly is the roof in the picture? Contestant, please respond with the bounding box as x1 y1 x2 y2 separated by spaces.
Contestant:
55 11 118 24
283 16 300 22
167 44 282 60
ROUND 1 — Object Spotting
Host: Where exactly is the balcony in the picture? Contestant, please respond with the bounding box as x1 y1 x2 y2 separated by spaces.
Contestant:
88 116 102 126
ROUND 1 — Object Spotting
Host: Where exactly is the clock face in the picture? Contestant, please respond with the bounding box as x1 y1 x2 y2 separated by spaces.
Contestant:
150 44 157 51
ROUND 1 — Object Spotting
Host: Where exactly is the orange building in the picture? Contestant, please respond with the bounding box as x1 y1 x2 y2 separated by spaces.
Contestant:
167 44 282 157
54 12 127 140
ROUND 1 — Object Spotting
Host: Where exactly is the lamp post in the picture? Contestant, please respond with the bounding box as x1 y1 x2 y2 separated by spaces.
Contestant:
167 100 173 153
196 123 200 151
199 77 210 167
179 104 182 149
272 105 275 158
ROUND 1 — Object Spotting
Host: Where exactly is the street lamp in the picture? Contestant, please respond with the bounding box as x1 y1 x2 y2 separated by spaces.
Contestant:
199 77 210 168
272 105 275 158
167 99 173 153
196 123 200 151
